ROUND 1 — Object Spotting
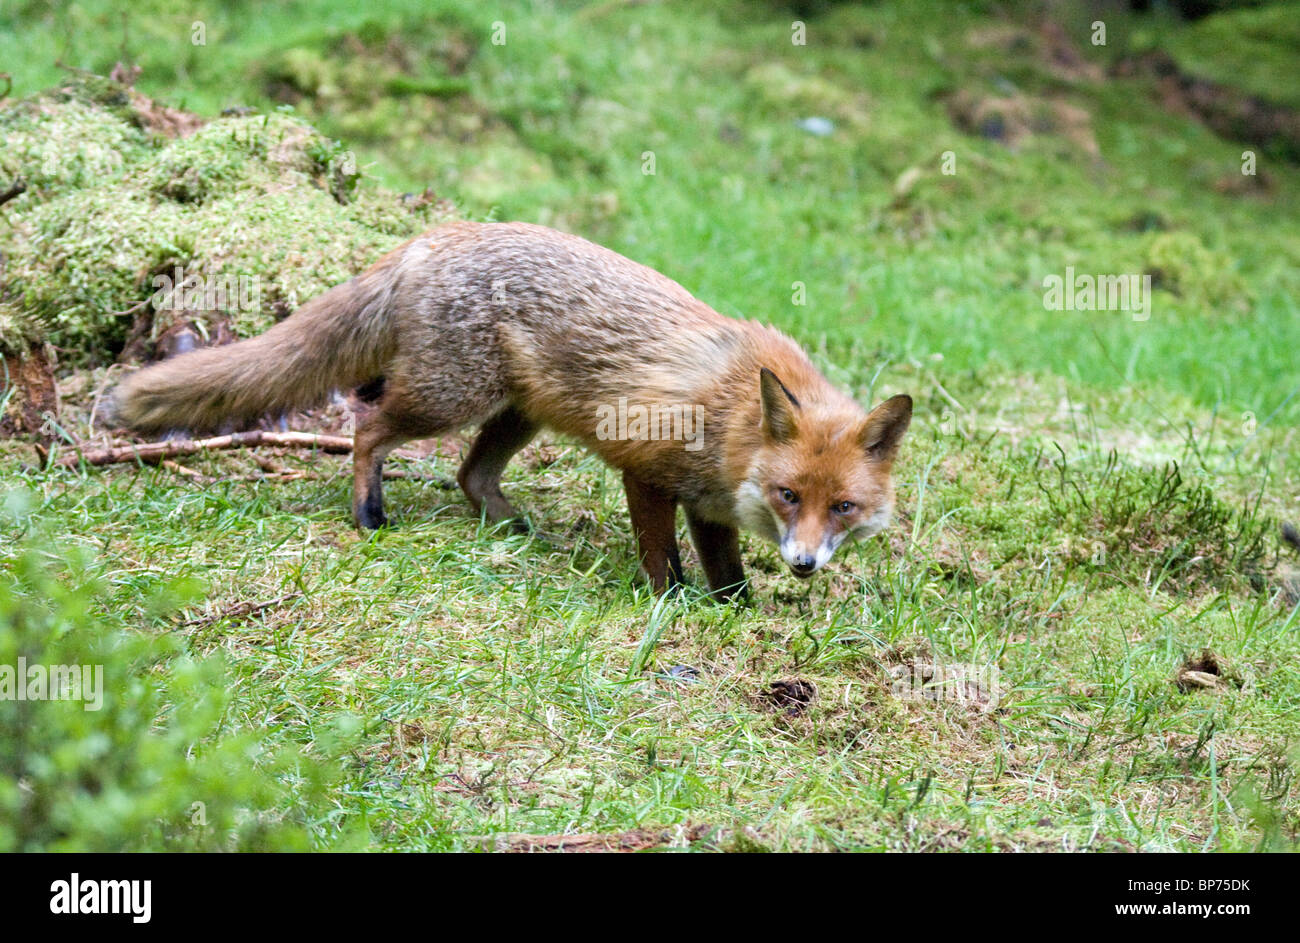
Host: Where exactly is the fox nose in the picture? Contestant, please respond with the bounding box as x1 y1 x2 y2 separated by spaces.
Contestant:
789 556 817 578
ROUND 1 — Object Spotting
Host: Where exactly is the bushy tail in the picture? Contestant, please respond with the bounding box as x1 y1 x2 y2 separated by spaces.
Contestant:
111 270 397 435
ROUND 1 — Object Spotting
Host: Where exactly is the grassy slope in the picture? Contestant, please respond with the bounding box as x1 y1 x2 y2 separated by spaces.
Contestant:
2 0 1298 850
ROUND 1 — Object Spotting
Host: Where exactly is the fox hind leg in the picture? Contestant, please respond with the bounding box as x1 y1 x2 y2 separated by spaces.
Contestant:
352 409 410 529
457 404 539 531
351 341 513 529
352 403 449 530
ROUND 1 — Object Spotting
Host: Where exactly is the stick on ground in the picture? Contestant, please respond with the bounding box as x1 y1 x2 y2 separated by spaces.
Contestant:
40 430 355 468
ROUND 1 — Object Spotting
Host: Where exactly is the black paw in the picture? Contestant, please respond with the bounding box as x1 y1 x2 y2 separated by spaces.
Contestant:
355 504 388 530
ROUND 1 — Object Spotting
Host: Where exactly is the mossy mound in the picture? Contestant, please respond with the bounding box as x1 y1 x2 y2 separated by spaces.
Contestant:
1158 4 1300 113
0 73 456 363
1143 231 1251 312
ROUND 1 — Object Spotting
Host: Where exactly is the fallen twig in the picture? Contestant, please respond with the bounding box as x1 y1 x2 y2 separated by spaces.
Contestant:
40 430 355 468
107 296 153 317
175 592 303 631
160 458 210 481
0 177 26 207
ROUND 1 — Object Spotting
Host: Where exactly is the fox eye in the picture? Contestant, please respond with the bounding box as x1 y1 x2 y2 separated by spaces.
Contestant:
833 501 856 515
778 488 799 504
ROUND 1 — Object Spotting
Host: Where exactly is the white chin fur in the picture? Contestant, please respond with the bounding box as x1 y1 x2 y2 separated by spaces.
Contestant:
781 531 849 571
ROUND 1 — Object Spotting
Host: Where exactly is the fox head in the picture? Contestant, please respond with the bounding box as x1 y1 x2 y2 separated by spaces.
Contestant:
736 367 912 579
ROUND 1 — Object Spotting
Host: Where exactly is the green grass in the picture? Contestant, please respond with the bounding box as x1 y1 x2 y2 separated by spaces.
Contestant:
5 368 1297 850
2 0 1299 850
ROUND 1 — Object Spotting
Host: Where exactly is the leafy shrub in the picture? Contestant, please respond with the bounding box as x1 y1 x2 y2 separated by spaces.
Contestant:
0 491 351 851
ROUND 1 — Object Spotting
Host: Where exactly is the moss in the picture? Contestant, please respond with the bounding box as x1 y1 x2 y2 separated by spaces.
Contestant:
251 23 549 208
1162 5 1300 112
263 47 336 100
143 125 255 204
0 76 456 360
1143 231 1251 312
0 302 43 347
1033 456 1271 594
0 97 149 199
743 62 870 129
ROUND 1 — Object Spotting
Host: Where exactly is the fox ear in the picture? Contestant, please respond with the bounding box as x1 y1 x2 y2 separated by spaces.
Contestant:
759 367 800 442
860 394 912 463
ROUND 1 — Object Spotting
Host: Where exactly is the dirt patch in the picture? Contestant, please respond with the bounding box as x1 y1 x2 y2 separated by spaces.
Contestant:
1114 51 1300 163
175 592 302 632
884 647 1000 715
1036 21 1104 85
1213 167 1274 196
1 341 58 439
125 87 205 139
760 679 817 715
965 20 1103 85
1174 648 1239 693
944 89 1097 158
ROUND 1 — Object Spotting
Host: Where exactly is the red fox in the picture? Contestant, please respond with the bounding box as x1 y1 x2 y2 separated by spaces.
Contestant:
113 222 912 599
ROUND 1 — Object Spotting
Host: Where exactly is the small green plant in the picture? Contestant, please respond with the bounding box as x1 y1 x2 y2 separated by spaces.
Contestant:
0 491 351 851
1035 450 1271 592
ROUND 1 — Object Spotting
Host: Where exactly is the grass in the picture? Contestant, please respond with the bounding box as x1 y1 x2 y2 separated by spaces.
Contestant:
5 369 1297 850
2 0 1299 851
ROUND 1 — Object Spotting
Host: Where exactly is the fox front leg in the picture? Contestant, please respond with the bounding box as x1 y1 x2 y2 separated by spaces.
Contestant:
622 471 684 593
686 511 748 603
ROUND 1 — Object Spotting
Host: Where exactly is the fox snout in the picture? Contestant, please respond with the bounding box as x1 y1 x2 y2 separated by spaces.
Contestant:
789 557 817 577
778 520 844 577
780 540 826 577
